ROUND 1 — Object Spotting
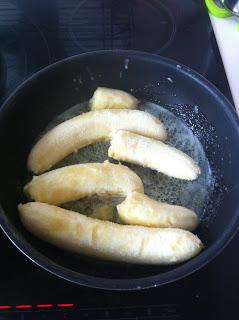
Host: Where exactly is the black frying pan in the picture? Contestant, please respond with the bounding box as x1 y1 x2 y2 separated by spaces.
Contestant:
0 50 239 290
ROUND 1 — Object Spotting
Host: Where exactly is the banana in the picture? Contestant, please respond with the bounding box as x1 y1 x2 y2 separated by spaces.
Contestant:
18 202 203 265
28 109 166 174
108 130 201 180
117 192 199 231
90 87 138 110
24 162 144 205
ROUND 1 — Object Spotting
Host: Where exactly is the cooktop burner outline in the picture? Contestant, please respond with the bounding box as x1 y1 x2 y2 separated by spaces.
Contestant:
0 1 52 95
68 0 176 53
0 1 234 318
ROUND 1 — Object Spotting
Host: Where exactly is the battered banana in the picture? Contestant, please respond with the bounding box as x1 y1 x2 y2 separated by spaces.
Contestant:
28 109 166 174
18 202 203 265
24 162 144 205
117 192 199 231
90 87 138 110
108 130 201 180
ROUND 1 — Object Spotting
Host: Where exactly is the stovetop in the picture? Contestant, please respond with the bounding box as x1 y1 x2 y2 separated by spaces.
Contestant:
0 1 237 319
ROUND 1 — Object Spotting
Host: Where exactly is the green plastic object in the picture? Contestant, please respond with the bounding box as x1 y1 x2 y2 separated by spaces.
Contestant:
205 0 232 17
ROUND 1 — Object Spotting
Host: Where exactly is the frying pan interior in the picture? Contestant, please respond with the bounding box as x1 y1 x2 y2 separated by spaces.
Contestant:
0 51 239 290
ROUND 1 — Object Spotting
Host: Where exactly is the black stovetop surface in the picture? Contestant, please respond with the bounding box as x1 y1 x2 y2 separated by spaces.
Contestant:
0 1 237 319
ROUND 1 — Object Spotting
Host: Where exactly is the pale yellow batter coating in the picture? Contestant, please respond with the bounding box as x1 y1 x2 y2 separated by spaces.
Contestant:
90 87 138 110
109 130 201 180
24 162 144 205
18 202 203 265
117 192 199 231
28 109 166 174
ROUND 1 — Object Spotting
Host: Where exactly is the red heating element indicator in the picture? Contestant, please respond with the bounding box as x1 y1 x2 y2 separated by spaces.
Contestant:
56 304 74 308
0 303 75 310
36 304 53 308
0 306 12 310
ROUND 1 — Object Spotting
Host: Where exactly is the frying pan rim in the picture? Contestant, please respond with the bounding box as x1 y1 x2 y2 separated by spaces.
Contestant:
0 49 239 290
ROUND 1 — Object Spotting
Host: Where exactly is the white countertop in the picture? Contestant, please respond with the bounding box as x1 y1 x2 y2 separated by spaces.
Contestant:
209 13 239 114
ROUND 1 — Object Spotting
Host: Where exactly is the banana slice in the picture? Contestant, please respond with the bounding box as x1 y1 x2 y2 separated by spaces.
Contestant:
18 202 203 265
109 130 201 180
24 162 144 205
90 87 138 110
28 109 166 174
117 192 199 231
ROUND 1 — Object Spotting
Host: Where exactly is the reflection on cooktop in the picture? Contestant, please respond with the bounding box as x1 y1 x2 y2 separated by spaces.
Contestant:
0 0 231 101
68 0 175 52
0 1 235 319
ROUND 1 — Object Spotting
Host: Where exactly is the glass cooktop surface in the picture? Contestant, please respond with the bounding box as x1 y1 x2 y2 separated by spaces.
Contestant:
0 1 236 319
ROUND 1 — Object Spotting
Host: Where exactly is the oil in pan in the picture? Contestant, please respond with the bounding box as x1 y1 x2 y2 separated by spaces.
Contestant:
46 100 214 222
